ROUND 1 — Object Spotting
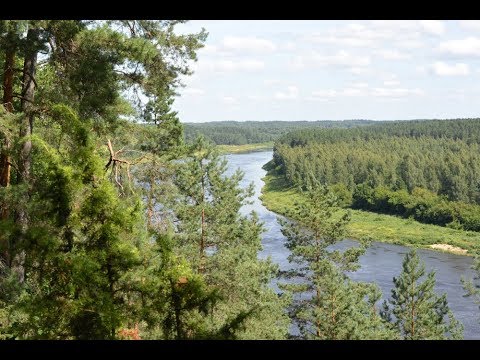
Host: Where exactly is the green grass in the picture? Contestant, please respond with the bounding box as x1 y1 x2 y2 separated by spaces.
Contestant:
217 142 274 154
260 173 480 256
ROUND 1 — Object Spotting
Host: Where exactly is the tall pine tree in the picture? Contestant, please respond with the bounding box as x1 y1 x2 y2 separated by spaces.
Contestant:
172 136 290 339
381 249 463 340
278 184 393 339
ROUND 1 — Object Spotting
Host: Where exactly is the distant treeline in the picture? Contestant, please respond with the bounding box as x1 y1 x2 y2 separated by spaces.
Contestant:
277 118 480 147
183 120 378 145
270 118 480 231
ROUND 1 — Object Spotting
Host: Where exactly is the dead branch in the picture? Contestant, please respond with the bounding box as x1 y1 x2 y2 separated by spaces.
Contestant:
105 139 147 194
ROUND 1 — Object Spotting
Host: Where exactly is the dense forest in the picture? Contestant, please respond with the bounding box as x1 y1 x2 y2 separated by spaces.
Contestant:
269 119 480 231
0 20 477 340
183 120 378 145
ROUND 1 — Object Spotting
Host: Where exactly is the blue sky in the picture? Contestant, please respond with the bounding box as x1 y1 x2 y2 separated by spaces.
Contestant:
173 20 480 122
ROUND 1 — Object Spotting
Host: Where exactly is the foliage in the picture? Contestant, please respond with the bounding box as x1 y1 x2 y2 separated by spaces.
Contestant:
381 250 464 339
278 184 394 339
273 119 480 205
172 136 289 339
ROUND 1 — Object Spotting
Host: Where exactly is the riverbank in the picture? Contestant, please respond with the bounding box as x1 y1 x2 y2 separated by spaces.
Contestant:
217 142 274 154
260 173 480 256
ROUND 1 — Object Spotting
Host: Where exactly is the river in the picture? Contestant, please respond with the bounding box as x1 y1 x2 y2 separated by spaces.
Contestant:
223 150 480 339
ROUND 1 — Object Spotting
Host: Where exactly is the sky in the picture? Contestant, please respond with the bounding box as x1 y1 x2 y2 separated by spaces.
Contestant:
172 20 480 123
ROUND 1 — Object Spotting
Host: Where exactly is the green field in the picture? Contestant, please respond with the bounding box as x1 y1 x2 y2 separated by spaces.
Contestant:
260 174 480 256
217 142 274 154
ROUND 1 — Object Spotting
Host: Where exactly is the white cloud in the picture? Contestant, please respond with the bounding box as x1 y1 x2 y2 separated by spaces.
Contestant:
281 41 297 51
274 86 299 100
263 79 282 86
291 50 370 70
415 65 427 74
419 20 445 35
395 39 424 49
370 20 419 31
458 20 480 31
198 36 277 57
372 87 424 97
370 20 444 36
222 36 276 53
202 59 265 72
430 61 470 76
306 23 389 48
310 87 368 99
182 88 205 96
343 88 367 96
308 34 374 47
349 67 370 75
247 94 266 101
369 21 425 48
438 37 480 56
374 49 412 60
381 73 398 81
306 97 331 102
221 96 238 105
311 89 338 98
302 21 425 56
309 86 423 100
383 80 400 87
350 82 369 88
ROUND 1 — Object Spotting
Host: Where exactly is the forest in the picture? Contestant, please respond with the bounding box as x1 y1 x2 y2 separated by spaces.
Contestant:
0 20 479 340
183 120 377 145
270 119 480 231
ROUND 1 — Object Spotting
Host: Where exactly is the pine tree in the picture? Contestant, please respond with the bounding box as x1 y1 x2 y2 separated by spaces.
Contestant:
381 249 463 339
172 136 290 339
279 184 391 339
0 19 206 279
0 20 209 339
134 228 222 340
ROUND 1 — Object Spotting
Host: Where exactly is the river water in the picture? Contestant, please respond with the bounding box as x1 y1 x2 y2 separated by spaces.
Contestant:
223 150 480 339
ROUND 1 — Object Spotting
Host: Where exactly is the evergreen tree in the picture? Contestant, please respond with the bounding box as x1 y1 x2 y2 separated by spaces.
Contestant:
172 136 289 339
279 184 392 339
133 229 222 340
381 250 463 339
0 106 148 339
0 20 209 340
0 19 206 280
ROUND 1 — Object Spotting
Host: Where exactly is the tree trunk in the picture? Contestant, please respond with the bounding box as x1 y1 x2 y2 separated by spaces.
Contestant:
12 27 39 282
18 28 38 184
1 46 15 187
199 161 206 273
171 280 184 339
200 207 205 271
0 44 15 266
